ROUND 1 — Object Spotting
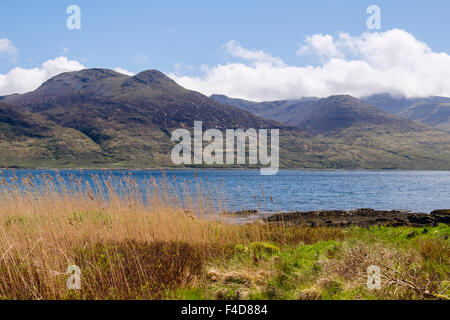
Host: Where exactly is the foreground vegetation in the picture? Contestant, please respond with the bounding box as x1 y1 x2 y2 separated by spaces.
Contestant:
0 172 448 300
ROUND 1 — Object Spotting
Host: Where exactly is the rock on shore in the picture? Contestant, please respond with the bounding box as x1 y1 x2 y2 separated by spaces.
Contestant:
264 209 450 228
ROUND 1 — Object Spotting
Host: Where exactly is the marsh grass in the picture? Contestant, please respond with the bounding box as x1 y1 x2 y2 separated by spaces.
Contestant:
0 170 345 299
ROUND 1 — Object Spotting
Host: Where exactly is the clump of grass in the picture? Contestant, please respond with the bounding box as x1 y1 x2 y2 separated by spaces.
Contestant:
250 242 281 256
417 238 449 264
322 237 449 299
73 240 222 299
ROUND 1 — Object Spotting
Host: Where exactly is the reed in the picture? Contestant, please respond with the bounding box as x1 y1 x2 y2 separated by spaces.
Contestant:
0 171 343 299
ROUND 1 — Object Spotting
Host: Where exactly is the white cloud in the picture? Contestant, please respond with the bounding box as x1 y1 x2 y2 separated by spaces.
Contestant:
0 39 18 55
171 29 450 101
225 40 285 67
297 34 342 59
113 67 135 76
0 57 84 95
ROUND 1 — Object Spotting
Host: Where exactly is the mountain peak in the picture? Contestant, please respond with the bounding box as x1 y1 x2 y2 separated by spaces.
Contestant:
320 95 361 104
34 68 128 96
43 68 125 85
132 69 177 86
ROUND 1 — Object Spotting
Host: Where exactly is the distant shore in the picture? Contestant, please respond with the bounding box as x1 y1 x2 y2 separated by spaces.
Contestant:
2 166 450 172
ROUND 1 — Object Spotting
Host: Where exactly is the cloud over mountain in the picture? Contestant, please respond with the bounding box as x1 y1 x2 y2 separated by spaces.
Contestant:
0 54 135 96
113 67 135 76
172 29 450 101
0 57 85 96
3 29 450 100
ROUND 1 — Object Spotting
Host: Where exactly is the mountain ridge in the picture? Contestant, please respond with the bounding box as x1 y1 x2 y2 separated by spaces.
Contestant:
210 94 431 135
362 94 450 132
1 69 450 169
212 93 450 133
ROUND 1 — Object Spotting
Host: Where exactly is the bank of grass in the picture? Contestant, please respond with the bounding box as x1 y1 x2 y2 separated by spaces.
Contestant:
0 171 448 300
192 225 449 300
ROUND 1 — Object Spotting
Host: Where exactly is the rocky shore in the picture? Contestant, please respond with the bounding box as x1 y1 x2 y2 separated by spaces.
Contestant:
261 209 450 228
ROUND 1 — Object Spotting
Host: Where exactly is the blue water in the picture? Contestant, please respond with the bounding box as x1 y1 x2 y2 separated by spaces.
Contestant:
1 169 449 213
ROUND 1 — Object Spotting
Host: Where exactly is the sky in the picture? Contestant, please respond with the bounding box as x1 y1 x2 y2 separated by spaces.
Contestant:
1 0 450 100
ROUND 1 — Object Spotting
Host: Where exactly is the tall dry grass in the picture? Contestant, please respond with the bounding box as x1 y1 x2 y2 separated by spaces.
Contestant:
0 171 343 299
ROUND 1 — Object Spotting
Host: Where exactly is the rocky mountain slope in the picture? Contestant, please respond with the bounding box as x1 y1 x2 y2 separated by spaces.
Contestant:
1 69 450 169
362 94 450 132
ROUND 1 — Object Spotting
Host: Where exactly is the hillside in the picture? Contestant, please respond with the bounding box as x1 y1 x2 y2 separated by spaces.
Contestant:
210 94 450 169
211 94 435 135
363 94 450 132
0 102 105 167
1 69 283 168
210 94 319 127
4 69 281 130
298 95 425 135
1 69 450 169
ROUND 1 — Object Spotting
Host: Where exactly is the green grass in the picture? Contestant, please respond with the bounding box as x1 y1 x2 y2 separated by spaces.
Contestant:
176 224 449 300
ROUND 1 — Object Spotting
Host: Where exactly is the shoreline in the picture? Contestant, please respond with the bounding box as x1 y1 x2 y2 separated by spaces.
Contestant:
265 208 450 228
227 208 450 228
2 167 450 172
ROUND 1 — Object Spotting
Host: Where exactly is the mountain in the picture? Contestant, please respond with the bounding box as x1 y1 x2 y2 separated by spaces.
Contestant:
4 69 279 130
0 69 283 167
209 94 260 112
212 93 450 133
298 95 424 135
0 69 281 167
210 93 450 169
1 69 450 169
210 94 319 127
211 94 429 135
362 94 450 132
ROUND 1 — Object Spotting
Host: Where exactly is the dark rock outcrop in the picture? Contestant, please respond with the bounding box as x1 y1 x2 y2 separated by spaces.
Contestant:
264 208 450 228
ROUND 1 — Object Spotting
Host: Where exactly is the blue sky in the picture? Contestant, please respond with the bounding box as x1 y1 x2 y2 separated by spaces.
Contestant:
1 0 450 99
1 0 449 73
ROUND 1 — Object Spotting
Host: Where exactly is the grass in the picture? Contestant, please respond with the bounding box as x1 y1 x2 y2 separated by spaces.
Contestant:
0 171 448 300
196 227 449 300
